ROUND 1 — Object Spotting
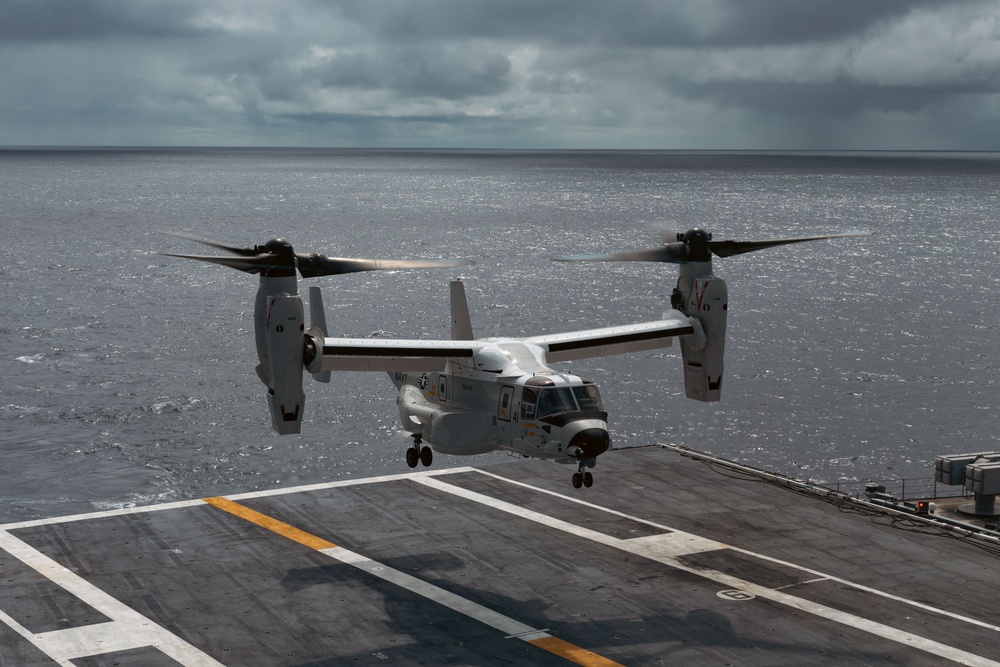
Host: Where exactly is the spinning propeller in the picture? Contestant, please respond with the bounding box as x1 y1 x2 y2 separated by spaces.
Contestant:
553 228 872 264
162 232 475 277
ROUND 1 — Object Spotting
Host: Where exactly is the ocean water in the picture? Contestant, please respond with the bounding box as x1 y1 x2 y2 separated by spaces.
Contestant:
2 148 997 522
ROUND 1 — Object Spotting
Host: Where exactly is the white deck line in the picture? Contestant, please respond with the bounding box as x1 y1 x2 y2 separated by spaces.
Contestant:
0 467 478 531
4 462 1000 666
472 468 1000 633
415 473 1000 667
321 545 543 639
0 530 226 666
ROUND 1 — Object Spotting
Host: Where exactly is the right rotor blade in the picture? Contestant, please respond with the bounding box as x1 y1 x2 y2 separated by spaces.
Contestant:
708 231 873 258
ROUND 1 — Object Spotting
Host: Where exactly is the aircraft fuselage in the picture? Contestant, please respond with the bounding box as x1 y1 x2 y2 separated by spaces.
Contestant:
392 339 610 465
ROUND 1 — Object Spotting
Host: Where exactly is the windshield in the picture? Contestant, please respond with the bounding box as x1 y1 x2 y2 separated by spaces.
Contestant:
573 385 603 411
535 386 604 418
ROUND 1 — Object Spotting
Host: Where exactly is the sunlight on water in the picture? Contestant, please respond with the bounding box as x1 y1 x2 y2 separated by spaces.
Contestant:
2 149 998 521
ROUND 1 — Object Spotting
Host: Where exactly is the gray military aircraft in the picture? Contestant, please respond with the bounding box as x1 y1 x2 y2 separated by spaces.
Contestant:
165 229 868 488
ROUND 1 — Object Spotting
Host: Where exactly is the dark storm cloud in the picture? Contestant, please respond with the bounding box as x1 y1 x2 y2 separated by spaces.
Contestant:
672 76 1000 118
309 45 512 100
0 0 208 41
327 0 935 48
0 0 933 48
1 0 999 148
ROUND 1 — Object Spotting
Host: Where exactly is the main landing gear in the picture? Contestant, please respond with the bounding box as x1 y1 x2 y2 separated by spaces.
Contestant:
572 458 595 489
405 434 433 469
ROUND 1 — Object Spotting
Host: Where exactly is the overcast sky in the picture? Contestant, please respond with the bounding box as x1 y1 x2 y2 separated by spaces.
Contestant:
2 0 999 149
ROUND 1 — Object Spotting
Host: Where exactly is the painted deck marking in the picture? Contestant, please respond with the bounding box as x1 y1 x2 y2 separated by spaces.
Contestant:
0 530 226 667
0 469 477 532
471 468 1000 633
4 463 1000 666
528 636 626 667
203 496 336 550
204 496 625 667
416 474 1000 667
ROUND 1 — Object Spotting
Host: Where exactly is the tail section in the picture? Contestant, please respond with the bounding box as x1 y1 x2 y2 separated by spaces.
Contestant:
164 235 475 437
307 286 331 384
450 279 474 340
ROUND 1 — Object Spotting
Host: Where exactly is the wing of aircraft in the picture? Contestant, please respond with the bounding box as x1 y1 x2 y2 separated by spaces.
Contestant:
312 310 693 372
308 313 694 373
524 311 694 362
312 338 484 372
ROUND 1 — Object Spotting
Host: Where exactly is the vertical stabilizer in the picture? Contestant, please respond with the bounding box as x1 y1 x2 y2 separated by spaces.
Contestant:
450 279 474 340
308 286 331 383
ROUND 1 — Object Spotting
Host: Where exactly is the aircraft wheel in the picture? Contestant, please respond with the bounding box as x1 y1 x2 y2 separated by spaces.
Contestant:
583 472 594 488
405 447 419 468
419 446 433 467
572 472 583 489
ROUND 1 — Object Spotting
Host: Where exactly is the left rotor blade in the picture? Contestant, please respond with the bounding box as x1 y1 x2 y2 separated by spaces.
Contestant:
296 254 475 278
162 232 259 257
161 252 286 274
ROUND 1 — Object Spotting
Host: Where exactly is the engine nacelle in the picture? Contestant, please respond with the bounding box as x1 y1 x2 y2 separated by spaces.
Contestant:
677 269 727 402
260 291 305 434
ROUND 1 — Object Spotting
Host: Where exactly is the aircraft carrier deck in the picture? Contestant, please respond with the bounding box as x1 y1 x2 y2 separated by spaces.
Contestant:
2 444 998 666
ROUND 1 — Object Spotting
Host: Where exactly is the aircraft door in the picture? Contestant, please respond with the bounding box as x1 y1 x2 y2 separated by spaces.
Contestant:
498 385 514 422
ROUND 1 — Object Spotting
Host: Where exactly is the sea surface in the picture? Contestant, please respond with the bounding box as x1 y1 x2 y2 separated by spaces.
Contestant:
2 148 997 522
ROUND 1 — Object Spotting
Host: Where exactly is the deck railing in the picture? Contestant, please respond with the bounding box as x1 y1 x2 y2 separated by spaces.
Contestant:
831 477 970 501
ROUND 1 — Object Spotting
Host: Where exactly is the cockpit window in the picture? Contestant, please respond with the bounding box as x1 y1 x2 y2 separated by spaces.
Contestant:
536 388 574 418
524 384 605 419
536 388 578 418
573 385 604 411
520 387 537 419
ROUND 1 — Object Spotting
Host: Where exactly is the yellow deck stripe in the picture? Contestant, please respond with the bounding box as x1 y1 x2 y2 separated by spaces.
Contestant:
203 496 336 550
529 636 625 666
203 495 624 667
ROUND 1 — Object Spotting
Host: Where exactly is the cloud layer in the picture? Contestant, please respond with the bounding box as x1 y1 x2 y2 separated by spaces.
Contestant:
2 0 999 148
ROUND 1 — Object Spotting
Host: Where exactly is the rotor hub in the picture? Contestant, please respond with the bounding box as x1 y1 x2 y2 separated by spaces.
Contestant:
261 237 293 255
681 228 713 262
258 238 297 277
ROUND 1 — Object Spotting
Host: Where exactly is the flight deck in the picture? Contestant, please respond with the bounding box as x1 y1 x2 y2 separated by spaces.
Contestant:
2 445 998 666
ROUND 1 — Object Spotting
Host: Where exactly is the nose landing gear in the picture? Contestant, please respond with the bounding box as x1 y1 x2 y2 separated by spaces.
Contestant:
405 434 434 468
571 458 595 489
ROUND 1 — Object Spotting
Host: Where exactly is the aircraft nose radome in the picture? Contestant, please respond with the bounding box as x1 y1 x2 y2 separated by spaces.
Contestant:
569 428 611 458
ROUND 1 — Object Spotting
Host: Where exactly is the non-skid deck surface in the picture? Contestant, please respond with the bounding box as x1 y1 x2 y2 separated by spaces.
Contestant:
2 446 997 666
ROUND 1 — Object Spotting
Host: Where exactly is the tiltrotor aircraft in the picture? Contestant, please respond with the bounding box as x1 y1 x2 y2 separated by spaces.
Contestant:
165 229 868 488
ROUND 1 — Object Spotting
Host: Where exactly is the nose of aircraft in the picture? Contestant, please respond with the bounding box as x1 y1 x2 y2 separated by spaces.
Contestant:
568 427 611 458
